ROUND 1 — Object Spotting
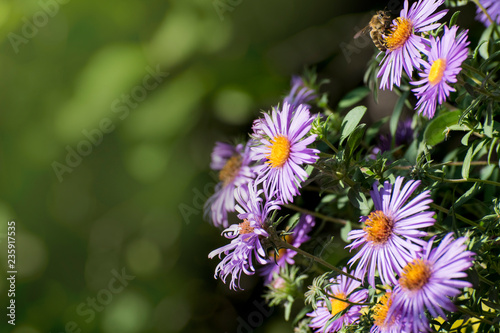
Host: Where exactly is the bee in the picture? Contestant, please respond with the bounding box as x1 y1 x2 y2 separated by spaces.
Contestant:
354 10 392 52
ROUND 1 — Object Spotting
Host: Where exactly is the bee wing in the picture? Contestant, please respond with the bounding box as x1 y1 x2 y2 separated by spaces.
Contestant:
354 25 371 39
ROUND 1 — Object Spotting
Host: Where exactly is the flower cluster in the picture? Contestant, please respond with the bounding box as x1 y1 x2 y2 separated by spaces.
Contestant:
377 0 470 119
307 177 474 333
202 1 497 331
378 0 448 91
206 78 321 290
344 177 474 332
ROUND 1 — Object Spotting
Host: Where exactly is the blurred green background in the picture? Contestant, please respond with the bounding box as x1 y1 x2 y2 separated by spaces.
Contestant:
0 0 481 332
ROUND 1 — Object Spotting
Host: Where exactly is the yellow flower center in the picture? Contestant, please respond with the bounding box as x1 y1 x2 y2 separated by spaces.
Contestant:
364 210 394 245
372 292 394 327
267 135 291 168
385 18 414 51
399 258 432 292
239 219 254 235
330 292 349 316
428 58 447 86
219 155 242 187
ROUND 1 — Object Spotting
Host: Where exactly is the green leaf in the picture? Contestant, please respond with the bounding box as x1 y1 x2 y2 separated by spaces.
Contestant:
287 213 301 230
432 22 445 38
338 87 370 109
423 110 462 146
473 139 486 156
473 40 487 60
461 131 473 146
390 90 409 139
340 222 352 243
346 124 366 161
480 49 500 71
460 95 486 123
444 0 469 7
478 24 500 60
484 103 494 138
403 139 418 163
320 194 336 204
454 183 482 209
292 306 312 326
449 11 460 27
347 188 369 210
479 25 493 60
340 106 367 145
488 137 498 164
462 144 474 179
284 302 293 321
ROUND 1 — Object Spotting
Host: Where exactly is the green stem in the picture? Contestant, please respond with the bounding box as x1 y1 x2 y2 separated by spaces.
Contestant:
461 63 499 90
312 163 356 189
339 173 356 188
478 274 495 287
427 174 500 188
321 138 339 154
430 203 485 231
284 204 356 227
457 74 500 102
319 152 335 159
391 161 491 170
392 161 490 170
431 161 490 168
269 231 362 282
432 222 448 233
456 306 500 328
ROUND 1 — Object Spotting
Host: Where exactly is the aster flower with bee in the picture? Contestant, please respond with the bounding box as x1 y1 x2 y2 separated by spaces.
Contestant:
378 0 448 90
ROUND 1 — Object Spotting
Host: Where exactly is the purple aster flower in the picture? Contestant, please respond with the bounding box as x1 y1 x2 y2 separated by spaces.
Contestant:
388 233 475 332
283 76 319 109
208 184 280 290
260 214 316 284
307 268 368 332
251 102 319 203
370 291 406 333
346 176 435 287
378 0 448 90
475 0 500 27
370 119 414 159
412 26 470 119
204 141 259 228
